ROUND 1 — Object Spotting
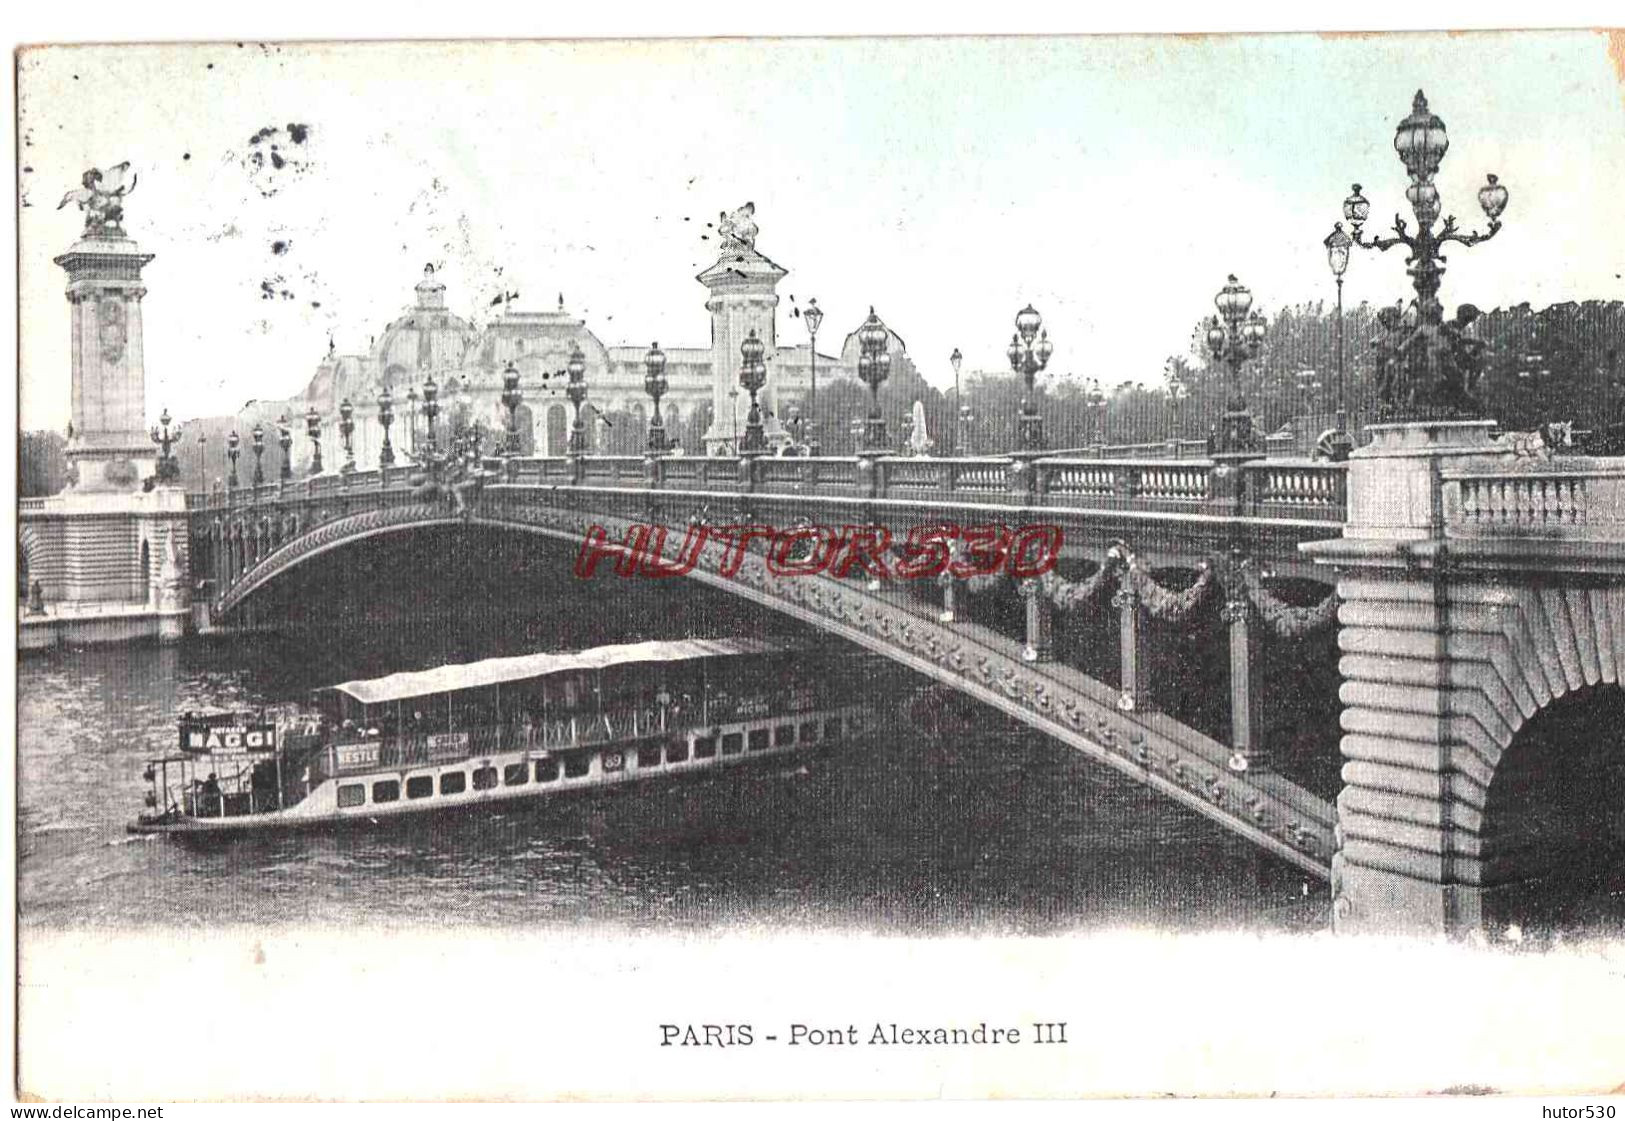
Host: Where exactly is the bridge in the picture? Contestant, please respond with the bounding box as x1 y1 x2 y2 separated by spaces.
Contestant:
183 430 1625 936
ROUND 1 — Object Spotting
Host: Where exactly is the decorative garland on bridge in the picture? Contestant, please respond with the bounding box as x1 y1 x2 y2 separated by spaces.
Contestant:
1038 547 1124 612
1122 556 1217 624
1240 566 1340 639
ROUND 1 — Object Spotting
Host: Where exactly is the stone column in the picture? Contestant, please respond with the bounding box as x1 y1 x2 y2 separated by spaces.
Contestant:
697 230 788 455
55 235 159 492
1021 578 1053 662
1222 594 1265 770
1113 585 1152 712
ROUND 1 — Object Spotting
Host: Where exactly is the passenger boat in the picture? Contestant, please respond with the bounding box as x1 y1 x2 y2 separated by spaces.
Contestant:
129 637 877 836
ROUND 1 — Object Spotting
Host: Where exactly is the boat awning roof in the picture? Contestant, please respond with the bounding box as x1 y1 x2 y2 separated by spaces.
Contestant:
323 637 798 706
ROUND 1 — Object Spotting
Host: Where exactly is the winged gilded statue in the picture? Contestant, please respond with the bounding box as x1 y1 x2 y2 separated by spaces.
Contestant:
58 162 138 235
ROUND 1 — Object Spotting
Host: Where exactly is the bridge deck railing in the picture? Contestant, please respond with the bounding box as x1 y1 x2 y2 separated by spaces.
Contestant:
183 453 1350 523
1443 460 1625 542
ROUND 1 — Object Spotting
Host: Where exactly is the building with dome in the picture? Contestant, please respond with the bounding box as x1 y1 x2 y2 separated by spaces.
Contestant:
198 208 907 473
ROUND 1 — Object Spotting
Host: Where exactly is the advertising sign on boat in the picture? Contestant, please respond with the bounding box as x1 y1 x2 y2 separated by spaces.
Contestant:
179 717 277 756
428 732 470 761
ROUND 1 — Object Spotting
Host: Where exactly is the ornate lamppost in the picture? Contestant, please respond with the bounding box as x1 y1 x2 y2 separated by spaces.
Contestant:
457 377 475 452
856 307 892 452
377 385 396 467
421 376 441 456
949 347 963 456
959 403 975 455
338 398 356 473
196 430 207 492
1320 222 1355 459
642 343 668 454
151 407 182 483
404 386 418 457
500 362 524 455
226 429 240 491
738 329 768 455
1204 275 1268 462
1341 90 1509 419
304 405 323 476
277 414 293 481
565 343 588 455
250 421 265 487
1167 381 1189 442
1006 305 1054 452
1085 378 1107 447
803 298 824 454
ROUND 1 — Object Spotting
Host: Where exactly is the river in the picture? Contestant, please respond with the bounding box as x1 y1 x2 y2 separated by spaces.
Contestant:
17 633 1326 935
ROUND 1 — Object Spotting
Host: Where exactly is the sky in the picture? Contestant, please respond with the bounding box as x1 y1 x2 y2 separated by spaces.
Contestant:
17 31 1625 431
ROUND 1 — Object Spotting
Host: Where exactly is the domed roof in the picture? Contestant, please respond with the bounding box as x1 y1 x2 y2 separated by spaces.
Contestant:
372 264 480 388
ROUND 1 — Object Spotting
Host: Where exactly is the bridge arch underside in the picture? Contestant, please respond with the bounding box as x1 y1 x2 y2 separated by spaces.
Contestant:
211 500 1339 877
1335 576 1625 936
1478 685 1625 931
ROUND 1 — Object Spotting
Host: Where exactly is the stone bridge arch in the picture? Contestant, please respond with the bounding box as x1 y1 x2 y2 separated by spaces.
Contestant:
1333 575 1625 934
210 494 1337 876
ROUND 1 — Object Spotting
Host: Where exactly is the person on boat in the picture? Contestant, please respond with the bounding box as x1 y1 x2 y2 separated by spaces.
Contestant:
200 772 222 816
522 712 536 750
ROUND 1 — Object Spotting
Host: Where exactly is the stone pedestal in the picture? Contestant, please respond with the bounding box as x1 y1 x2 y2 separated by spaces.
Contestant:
55 234 159 492
1304 419 1511 935
697 242 788 454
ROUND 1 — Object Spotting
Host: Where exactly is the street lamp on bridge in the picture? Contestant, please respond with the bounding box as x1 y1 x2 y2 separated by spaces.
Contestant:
1320 222 1356 460
738 328 768 456
803 298 823 454
1085 378 1107 447
856 308 892 453
404 387 418 458
250 421 265 487
422 376 441 456
226 429 240 491
197 430 207 492
501 362 524 456
1341 90 1509 420
1007 305 1054 452
949 347 963 456
377 385 396 468
304 405 323 477
151 407 181 484
565 343 589 455
1204 275 1268 462
277 414 293 482
642 343 668 455
338 398 356 474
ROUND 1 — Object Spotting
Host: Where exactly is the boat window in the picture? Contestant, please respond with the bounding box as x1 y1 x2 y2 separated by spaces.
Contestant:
503 763 529 787
666 739 689 764
721 732 743 756
775 724 795 747
337 784 365 808
534 757 560 782
372 780 400 804
406 775 434 799
472 766 499 791
440 771 467 795
799 721 818 744
693 736 717 759
563 752 590 779
748 728 770 752
825 718 843 741
637 744 662 768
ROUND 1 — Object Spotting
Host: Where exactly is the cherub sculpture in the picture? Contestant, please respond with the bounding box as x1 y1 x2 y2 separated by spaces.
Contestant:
58 162 138 235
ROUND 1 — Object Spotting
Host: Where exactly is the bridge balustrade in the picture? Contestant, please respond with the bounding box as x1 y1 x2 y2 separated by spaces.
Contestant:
1444 463 1625 541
